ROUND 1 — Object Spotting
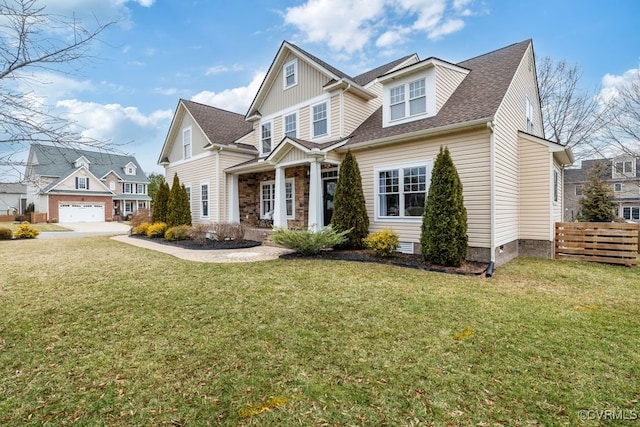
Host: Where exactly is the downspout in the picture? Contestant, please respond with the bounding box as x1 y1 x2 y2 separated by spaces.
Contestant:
486 120 496 277
216 147 221 222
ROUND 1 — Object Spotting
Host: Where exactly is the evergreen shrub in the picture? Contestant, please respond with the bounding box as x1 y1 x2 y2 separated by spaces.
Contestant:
165 225 191 241
331 151 369 249
270 226 349 255
12 222 39 239
146 222 167 238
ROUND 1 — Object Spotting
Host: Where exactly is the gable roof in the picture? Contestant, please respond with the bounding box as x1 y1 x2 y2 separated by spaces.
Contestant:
158 99 255 163
347 40 533 146
0 182 26 194
352 54 417 86
28 144 149 187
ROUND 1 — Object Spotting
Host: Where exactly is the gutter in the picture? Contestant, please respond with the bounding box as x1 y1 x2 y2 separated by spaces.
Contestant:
487 119 496 277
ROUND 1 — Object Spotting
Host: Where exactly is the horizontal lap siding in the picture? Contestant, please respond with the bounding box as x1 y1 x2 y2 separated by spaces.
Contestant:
494 44 543 246
519 138 551 240
165 154 217 224
168 114 208 161
354 129 491 247
343 92 382 136
435 66 467 111
55 170 106 191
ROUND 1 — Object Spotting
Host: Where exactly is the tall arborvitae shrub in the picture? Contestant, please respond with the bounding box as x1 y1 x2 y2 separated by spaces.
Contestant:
152 181 169 223
166 173 191 227
578 163 616 222
330 150 369 249
421 146 468 267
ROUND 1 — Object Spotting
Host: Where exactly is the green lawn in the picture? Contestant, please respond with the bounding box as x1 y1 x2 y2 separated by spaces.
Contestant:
0 221 70 232
1 237 639 426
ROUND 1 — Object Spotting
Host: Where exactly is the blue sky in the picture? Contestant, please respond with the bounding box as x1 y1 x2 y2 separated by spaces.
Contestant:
5 0 640 179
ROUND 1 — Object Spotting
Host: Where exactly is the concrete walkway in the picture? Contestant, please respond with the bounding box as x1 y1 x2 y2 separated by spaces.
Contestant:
111 235 293 263
38 221 131 239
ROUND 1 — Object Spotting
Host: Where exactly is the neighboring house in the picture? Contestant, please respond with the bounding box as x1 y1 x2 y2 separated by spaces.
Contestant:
0 182 27 215
158 39 573 266
564 156 640 222
25 144 151 222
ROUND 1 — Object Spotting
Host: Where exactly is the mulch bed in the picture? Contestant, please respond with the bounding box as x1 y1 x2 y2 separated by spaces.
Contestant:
128 235 487 275
128 234 262 250
281 249 488 276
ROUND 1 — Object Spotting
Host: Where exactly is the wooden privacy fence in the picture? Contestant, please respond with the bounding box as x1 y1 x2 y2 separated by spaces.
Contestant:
555 222 639 266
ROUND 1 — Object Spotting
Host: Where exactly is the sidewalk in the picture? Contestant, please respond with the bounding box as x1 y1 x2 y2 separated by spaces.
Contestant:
111 235 292 263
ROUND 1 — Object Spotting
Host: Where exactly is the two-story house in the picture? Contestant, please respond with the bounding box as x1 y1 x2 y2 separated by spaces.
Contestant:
25 144 151 222
564 156 640 222
158 40 573 267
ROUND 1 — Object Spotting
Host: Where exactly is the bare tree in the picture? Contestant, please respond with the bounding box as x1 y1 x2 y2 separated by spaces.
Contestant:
0 0 114 179
537 56 605 159
601 69 640 156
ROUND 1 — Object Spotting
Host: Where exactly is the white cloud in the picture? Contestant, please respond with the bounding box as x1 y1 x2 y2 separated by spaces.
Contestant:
191 72 266 114
284 0 474 53
55 99 172 174
599 68 639 103
205 64 244 76
154 87 179 96
18 72 94 99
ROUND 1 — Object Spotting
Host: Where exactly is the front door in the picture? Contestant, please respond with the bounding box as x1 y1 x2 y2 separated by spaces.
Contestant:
323 178 337 226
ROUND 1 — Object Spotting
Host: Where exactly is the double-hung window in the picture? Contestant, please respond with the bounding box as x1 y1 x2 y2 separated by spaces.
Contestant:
312 102 328 137
136 184 145 194
622 206 640 221
124 183 132 194
201 184 209 218
183 127 192 159
260 180 294 219
377 163 429 218
284 59 297 88
76 177 89 190
390 78 427 121
284 113 297 138
261 122 272 155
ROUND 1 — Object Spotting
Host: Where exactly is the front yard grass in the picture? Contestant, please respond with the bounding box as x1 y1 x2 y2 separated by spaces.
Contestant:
0 221 70 232
1 237 638 425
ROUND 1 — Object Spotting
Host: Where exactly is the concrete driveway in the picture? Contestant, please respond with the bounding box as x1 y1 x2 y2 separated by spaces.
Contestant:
38 221 131 239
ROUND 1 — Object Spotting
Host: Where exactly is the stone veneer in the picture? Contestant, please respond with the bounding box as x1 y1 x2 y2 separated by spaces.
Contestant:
238 165 310 229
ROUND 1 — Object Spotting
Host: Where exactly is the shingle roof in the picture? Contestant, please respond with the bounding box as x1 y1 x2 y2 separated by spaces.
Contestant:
288 42 352 81
352 54 416 86
0 182 26 194
347 40 532 145
181 100 254 149
30 144 149 185
564 159 611 182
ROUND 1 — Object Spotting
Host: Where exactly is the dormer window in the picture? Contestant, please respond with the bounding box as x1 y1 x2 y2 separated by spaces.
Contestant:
124 162 137 176
409 79 426 115
74 156 90 169
283 59 297 89
389 78 427 122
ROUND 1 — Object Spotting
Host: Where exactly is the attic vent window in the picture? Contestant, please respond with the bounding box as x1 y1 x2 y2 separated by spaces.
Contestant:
284 59 297 89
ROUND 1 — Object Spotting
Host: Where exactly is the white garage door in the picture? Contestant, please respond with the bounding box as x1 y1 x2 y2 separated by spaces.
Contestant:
59 203 105 223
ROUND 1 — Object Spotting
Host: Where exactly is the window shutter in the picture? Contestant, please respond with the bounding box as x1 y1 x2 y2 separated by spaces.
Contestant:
75 177 78 189
86 179 89 190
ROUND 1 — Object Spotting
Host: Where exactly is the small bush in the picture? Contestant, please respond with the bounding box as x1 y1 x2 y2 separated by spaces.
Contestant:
0 227 13 240
364 229 400 257
270 226 349 255
189 223 211 246
165 225 191 241
130 208 151 228
50 218 59 223
146 222 167 238
133 222 151 236
14 215 26 222
12 222 39 239
211 222 245 242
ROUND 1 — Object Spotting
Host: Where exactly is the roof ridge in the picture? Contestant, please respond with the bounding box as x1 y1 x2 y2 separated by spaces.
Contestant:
458 39 531 65
181 99 246 118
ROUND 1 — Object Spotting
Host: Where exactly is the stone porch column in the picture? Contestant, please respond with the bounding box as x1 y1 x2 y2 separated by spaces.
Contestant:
228 173 240 223
273 166 288 228
307 156 323 231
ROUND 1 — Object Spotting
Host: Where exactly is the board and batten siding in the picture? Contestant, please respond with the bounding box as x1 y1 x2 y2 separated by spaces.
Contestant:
434 66 468 111
518 137 551 240
493 43 543 246
354 128 491 248
260 52 332 117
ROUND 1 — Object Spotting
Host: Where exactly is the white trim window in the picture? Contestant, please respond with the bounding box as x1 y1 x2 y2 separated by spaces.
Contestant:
125 201 134 214
614 160 633 177
375 162 431 219
76 177 89 190
614 183 623 192
389 78 427 121
575 184 582 196
124 182 133 194
260 180 294 219
312 102 328 138
136 184 146 194
283 59 297 89
109 182 116 191
622 206 640 221
284 112 297 138
201 183 209 218
526 96 534 133
261 121 272 155
185 185 191 202
183 127 192 159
